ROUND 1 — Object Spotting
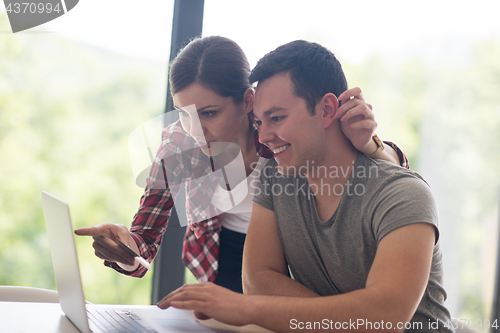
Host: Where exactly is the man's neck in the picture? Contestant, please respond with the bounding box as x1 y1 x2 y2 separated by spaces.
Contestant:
307 121 358 180
304 123 359 221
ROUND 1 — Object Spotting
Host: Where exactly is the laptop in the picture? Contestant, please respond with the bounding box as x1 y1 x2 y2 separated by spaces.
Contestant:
41 190 215 333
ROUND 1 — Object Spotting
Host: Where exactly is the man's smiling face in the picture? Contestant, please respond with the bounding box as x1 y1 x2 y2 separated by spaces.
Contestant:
253 71 327 175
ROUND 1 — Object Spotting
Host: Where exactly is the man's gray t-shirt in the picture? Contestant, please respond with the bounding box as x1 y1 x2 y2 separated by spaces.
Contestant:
253 154 453 332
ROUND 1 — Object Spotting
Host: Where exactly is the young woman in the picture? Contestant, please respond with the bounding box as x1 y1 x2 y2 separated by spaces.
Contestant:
75 36 408 293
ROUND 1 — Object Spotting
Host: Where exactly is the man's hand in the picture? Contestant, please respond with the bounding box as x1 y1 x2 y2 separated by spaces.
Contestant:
74 224 138 269
336 87 377 155
157 282 252 327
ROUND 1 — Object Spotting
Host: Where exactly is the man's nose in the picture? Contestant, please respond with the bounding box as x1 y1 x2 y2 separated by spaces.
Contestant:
258 122 275 146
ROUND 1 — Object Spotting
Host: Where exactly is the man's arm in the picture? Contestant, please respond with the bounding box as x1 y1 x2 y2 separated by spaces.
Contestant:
247 222 436 332
242 203 319 297
158 222 435 333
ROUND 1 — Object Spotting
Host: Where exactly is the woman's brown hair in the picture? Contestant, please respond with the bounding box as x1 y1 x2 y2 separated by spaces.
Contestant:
169 36 251 104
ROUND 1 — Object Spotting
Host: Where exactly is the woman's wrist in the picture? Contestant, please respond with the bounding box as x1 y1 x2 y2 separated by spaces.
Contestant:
117 234 141 271
117 260 140 272
359 135 379 156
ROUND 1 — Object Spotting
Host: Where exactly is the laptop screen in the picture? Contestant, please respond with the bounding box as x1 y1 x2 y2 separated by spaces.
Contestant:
42 191 91 333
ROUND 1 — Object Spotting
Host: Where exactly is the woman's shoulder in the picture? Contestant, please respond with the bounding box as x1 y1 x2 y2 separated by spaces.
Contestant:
159 120 197 153
162 120 188 141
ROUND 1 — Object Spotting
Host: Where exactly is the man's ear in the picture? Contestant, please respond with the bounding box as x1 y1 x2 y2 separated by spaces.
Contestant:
243 88 255 114
320 93 339 128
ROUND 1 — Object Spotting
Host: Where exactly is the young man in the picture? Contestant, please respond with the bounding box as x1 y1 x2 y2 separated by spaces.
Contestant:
158 40 453 333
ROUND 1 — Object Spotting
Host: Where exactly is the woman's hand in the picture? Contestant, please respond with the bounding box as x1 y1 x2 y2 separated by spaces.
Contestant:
337 87 378 155
337 87 401 165
74 223 139 270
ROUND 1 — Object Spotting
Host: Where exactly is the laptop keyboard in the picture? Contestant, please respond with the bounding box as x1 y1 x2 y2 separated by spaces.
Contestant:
87 309 158 333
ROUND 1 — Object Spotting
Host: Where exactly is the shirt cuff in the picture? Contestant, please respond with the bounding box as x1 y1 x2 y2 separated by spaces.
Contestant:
383 140 410 169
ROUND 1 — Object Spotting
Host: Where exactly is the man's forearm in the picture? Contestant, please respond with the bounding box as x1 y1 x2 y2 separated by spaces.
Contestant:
243 270 319 297
245 289 410 333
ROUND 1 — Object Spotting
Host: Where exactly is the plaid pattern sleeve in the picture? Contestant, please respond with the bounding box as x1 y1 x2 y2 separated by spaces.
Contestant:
383 140 409 169
104 188 173 277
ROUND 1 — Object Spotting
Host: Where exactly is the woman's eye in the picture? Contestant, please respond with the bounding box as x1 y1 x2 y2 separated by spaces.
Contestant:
201 111 217 118
178 110 189 117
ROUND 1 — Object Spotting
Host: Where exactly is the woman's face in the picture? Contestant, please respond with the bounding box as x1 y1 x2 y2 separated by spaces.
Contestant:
173 83 253 156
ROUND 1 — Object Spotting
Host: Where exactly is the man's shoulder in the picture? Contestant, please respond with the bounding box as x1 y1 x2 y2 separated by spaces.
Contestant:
354 155 439 241
357 155 435 208
258 155 433 198
359 154 429 187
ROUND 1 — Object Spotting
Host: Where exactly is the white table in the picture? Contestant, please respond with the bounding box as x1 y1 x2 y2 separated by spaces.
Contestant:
0 301 273 333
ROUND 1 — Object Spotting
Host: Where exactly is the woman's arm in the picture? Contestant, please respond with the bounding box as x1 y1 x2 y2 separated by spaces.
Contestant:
74 123 188 277
337 87 409 168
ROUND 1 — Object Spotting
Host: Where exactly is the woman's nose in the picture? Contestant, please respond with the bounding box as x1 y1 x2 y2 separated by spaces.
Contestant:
189 120 204 138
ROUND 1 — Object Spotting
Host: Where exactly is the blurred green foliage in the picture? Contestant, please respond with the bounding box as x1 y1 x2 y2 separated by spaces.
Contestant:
344 39 500 326
0 14 165 304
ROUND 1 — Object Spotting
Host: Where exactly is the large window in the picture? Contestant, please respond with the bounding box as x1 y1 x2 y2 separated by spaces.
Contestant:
0 1 174 305
1 2 499 328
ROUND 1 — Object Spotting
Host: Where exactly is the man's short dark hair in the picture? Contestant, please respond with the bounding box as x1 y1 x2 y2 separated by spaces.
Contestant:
249 40 348 115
